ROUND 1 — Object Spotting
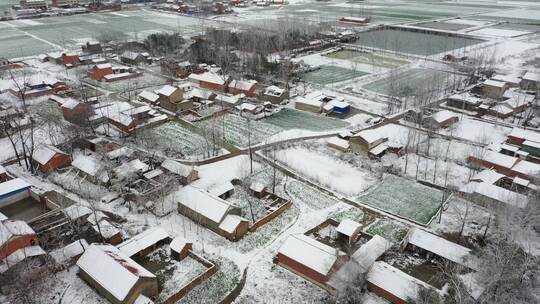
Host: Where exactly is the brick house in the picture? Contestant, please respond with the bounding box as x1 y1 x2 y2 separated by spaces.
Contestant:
275 234 348 291
228 79 257 97
82 41 102 54
170 237 192 261
483 79 508 99
31 144 71 173
156 85 193 112
422 110 459 129
88 63 113 80
77 244 158 304
188 72 231 92
120 51 151 65
117 227 171 258
61 99 93 125
0 219 39 259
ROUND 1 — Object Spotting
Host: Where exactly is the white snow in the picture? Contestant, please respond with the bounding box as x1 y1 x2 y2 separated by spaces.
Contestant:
335 219 361 237
49 239 89 264
118 227 170 257
278 234 346 276
351 235 391 272
0 178 31 197
76 244 155 302
176 185 234 224
218 214 247 234
0 246 45 274
469 28 530 38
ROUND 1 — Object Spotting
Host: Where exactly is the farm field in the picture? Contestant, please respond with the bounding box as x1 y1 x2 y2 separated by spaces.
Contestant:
325 49 409 69
359 174 444 225
136 122 213 159
196 113 282 147
302 65 367 85
263 109 349 131
353 28 483 56
364 68 465 97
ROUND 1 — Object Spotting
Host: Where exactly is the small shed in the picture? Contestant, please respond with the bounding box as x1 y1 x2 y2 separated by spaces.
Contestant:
335 219 362 244
483 79 508 99
77 244 158 304
327 137 350 152
249 182 267 199
218 214 249 241
117 227 171 258
138 91 160 105
521 71 540 90
32 144 71 173
350 129 385 152
170 237 192 261
422 110 459 129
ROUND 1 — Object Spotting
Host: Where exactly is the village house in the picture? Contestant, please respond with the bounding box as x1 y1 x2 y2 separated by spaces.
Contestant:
0 178 33 211
138 90 160 105
275 234 348 291
88 214 123 245
176 185 249 241
339 16 369 24
422 110 459 129
161 159 199 184
228 79 257 97
51 0 79 7
326 137 350 152
32 144 71 173
468 150 540 181
120 51 151 65
156 85 193 112
262 85 289 104
71 154 110 184
77 244 159 304
520 71 540 90
88 63 113 80
82 41 102 54
492 74 521 88
117 227 171 258
0 218 38 259
188 72 231 92
9 76 66 99
19 0 47 10
160 59 194 78
335 219 362 245
170 237 192 261
208 181 235 200
483 79 508 99
367 261 442 304
507 128 540 159
401 228 479 270
323 99 351 115
294 96 322 113
445 92 483 111
460 179 529 209
61 98 93 125
350 129 386 152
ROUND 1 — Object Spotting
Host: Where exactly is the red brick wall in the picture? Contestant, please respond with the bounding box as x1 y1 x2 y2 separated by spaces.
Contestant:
250 200 291 231
507 136 525 146
200 81 226 92
0 235 38 259
277 253 328 285
62 55 80 65
89 67 113 80
34 153 71 172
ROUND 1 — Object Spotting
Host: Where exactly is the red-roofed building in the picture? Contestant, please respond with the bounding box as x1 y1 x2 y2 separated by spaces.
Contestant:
88 63 113 80
0 219 38 259
228 79 257 97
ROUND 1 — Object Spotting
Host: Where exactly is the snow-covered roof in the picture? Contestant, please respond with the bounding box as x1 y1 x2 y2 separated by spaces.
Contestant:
62 205 92 220
508 127 540 143
76 244 155 302
0 220 35 247
523 71 540 83
429 110 458 123
218 214 247 234
351 235 391 272
91 220 120 239
114 159 149 180
170 237 191 252
490 104 513 115
278 234 346 276
229 79 257 91
447 92 482 105
295 96 322 108
118 227 170 257
187 87 215 100
176 185 233 224
482 151 519 169
492 74 521 85
138 90 160 102
106 147 134 160
336 219 361 237
50 239 89 263
0 246 46 274
121 51 144 60
249 182 266 193
327 137 350 149
0 178 31 198
511 159 540 178
406 228 477 270
513 176 530 187
161 159 194 178
461 182 528 209
237 102 258 112
155 85 178 97
143 169 163 180
188 72 227 85
355 129 383 144
484 79 507 88
367 261 439 302
71 154 109 182
264 85 285 97
61 98 81 110
32 144 67 165
215 93 243 105
327 99 350 109
470 169 504 184
104 72 132 81
209 182 234 197
95 63 112 69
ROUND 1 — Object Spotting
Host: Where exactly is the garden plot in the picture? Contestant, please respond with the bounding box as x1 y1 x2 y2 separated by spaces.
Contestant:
263 108 349 131
286 179 342 210
302 65 366 85
143 247 208 303
325 49 409 69
359 174 444 225
135 122 211 159
365 218 409 243
195 113 282 147
364 68 465 97
275 147 377 197
429 196 491 239
354 28 483 56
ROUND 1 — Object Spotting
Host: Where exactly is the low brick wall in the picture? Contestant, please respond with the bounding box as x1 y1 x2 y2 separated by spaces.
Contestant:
163 251 217 304
250 199 292 232
220 267 247 304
